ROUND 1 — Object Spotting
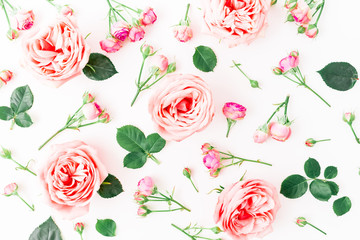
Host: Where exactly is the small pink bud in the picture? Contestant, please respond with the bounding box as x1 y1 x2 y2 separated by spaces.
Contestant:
290 51 299 57
82 92 95 104
140 7 157 26
0 70 13 84
15 10 35 31
279 54 299 72
201 143 212 155
253 129 269 143
223 102 246 120
134 192 148 204
273 67 283 75
183 168 191 179
137 177 155 197
99 112 110 123
74 222 84 234
60 5 74 16
173 25 193 42
305 25 319 38
296 217 307 227
137 205 150 217
203 150 221 170
82 102 102 120
305 138 316 147
343 112 355 124
3 183 18 196
7 29 19 40
141 44 154 56
111 21 130 41
99 38 122 53
210 168 221 178
129 26 145 42
152 55 169 72
269 122 292 142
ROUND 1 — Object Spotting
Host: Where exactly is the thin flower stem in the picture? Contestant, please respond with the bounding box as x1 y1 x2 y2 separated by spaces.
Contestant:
171 224 196 240
349 123 360 144
111 0 139 13
316 139 331 143
218 151 272 166
10 158 37 176
283 74 301 85
66 104 85 125
3 0 14 11
10 119 15 130
80 233 83 240
315 0 325 25
147 195 166 200
159 192 191 212
137 58 146 86
307 222 327 235
196 237 217 240
184 3 190 22
143 72 168 90
266 95 289 124
38 128 65 150
148 154 161 165
0 0 12 29
232 60 252 82
189 178 199 192
46 0 56 7
131 71 154 106
283 95 290 121
303 84 331 107
15 193 34 211
151 208 184 212
106 0 127 23
77 121 100 128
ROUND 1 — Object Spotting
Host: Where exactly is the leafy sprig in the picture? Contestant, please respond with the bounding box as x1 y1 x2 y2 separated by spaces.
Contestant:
0 146 36 176
171 223 222 240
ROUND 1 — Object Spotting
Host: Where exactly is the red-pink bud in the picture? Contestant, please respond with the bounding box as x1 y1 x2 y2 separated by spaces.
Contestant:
100 38 122 53
7 29 19 40
74 222 84 234
82 92 95 104
201 143 213 155
173 25 193 42
129 26 145 42
269 122 292 142
61 5 74 16
99 112 110 123
305 138 316 147
152 55 169 72
111 21 130 41
3 183 18 196
15 10 35 30
0 70 13 84
223 102 246 120
140 7 157 26
82 102 102 120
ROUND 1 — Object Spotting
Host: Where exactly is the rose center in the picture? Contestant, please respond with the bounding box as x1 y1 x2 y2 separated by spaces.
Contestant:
176 98 193 112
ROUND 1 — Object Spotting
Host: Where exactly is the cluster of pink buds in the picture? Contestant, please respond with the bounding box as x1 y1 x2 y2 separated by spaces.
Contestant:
0 70 13 88
134 177 190 217
285 0 325 38
173 3 193 43
100 1 157 53
222 102 246 138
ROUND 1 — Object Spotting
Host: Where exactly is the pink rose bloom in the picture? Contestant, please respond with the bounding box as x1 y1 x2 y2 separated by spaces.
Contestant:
0 70 13 84
202 0 271 47
201 143 212 155
111 21 130 41
214 179 280 240
140 7 157 26
223 102 246 120
291 0 311 24
148 74 214 141
269 122 291 142
279 55 299 72
82 102 102 120
100 38 122 53
152 55 169 72
15 10 35 30
137 177 155 197
3 183 18 196
61 6 74 16
22 16 91 87
129 26 145 42
253 129 269 143
39 141 107 219
173 25 193 42
305 26 318 38
203 149 221 170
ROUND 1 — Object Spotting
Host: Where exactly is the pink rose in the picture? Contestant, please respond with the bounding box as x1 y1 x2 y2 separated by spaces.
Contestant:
137 177 155 197
214 179 280 240
129 26 145 42
203 149 221 170
100 38 122 53
269 122 291 141
39 141 107 219
0 70 13 84
279 55 299 73
61 5 74 16
152 55 169 72
223 102 246 120
3 183 18 196
253 129 269 143
22 16 91 87
173 25 193 42
291 0 311 24
140 7 157 26
305 26 318 38
202 0 271 47
111 21 130 41
148 73 214 141
15 10 35 30
201 143 212 155
82 102 102 120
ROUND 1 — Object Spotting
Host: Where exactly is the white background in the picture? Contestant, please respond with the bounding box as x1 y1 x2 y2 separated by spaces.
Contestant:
0 0 360 239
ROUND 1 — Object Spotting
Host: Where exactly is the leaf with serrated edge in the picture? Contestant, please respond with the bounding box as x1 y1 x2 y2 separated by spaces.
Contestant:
83 53 118 81
318 62 358 91
98 174 123 199
116 125 146 153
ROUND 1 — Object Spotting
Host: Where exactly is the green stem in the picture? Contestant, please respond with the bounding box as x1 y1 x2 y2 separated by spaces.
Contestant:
315 0 325 25
111 0 139 13
148 154 161 165
142 72 167 90
171 224 196 240
151 208 184 213
38 128 65 150
219 151 272 166
303 83 331 107
283 95 290 122
226 118 235 138
46 0 56 7
195 237 217 240
130 89 141 107
66 103 85 125
266 95 289 124
189 178 199 193
11 158 37 176
3 0 14 11
159 192 191 212
316 139 331 143
232 60 253 82
184 3 190 22
77 121 100 128
283 74 301 85
1 0 11 29
137 58 146 85
307 222 327 235
80 233 83 240
10 118 15 130
131 71 154 106
349 123 360 144
15 193 34 211
106 0 128 23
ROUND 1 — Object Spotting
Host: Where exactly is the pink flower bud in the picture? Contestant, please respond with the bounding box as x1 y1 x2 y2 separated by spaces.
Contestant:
111 21 130 41
296 217 307 227
15 10 35 31
305 25 318 38
74 222 84 234
253 129 269 143
3 183 18 196
305 138 316 147
129 26 145 42
61 5 74 16
279 55 299 72
137 176 155 197
290 51 299 57
210 168 220 178
269 122 291 142
285 0 297 9
203 150 221 170
152 55 169 72
7 29 19 40
140 7 157 26
82 92 95 104
141 44 154 56
223 102 246 120
273 67 283 75
0 70 13 84
99 112 110 123
134 192 148 204
137 205 150 217
173 25 193 42
201 143 212 155
100 38 122 53
183 168 191 179
343 112 355 124
82 102 102 120
290 0 311 24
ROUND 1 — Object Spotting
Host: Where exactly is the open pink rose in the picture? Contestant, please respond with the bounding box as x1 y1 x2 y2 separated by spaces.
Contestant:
214 179 280 240
279 55 299 73
22 16 91 87
202 0 271 47
140 7 157 26
173 25 193 42
148 73 214 141
291 0 311 24
15 10 35 30
137 177 155 196
269 122 291 141
39 141 107 219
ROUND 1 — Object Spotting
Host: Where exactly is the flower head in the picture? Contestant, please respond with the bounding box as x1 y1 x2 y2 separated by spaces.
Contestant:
279 54 299 72
134 192 148 204
183 168 191 179
15 10 35 30
100 38 122 53
0 70 13 85
137 205 151 217
61 5 74 16
82 102 102 120
140 7 157 26
74 222 85 234
201 143 213 155
129 26 145 42
99 112 110 123
296 217 307 227
290 0 311 24
305 138 316 147
3 183 18 196
173 25 193 42
137 177 156 196
111 21 130 41
223 102 246 120
305 25 318 38
152 55 169 73
343 112 355 124
203 150 221 177
253 129 269 143
269 122 291 142
82 92 95 104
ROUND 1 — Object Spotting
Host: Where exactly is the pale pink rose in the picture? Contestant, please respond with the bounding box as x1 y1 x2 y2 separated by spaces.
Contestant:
291 0 311 24
137 205 149 216
152 55 169 72
100 38 122 53
148 74 214 141
173 25 193 42
0 70 13 84
203 149 221 170
15 10 35 30
253 129 269 143
3 183 18 196
223 102 246 120
279 55 299 72
39 140 107 219
343 112 355 123
140 7 157 26
269 122 291 141
202 0 271 47
201 143 212 155
305 26 318 38
214 179 280 240
22 16 91 87
61 6 74 16
137 177 155 197
111 21 130 41
82 102 102 120
129 26 145 42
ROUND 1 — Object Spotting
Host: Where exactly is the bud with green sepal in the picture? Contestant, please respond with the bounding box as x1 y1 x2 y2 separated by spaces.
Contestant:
295 217 326 235
343 112 360 144
183 168 199 193
305 138 331 147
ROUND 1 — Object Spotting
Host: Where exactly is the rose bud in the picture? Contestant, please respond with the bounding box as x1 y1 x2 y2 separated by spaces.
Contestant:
138 177 156 196
6 29 19 40
15 10 35 31
201 143 213 155
253 129 269 144
61 5 74 16
305 25 319 38
129 26 145 42
279 54 299 72
140 7 157 26
0 70 13 85
291 0 311 24
203 150 221 170
3 183 18 196
210 226 222 234
273 67 283 75
111 21 130 41
134 193 148 204
82 102 102 120
141 44 154 57
152 55 169 73
137 205 151 217
285 0 297 9
298 25 306 34
223 102 246 137
305 138 316 147
343 112 355 124
99 38 122 53
82 92 95 104
296 217 307 227
183 168 191 179
74 222 84 234
173 25 193 42
99 112 110 123
210 168 221 178
269 122 291 142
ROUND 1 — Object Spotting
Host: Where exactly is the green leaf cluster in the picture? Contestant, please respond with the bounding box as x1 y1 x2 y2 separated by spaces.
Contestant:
280 158 351 216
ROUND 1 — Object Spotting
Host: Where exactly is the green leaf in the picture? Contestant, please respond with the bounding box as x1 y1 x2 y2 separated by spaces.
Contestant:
309 179 332 201
324 166 338 179
0 106 14 121
304 158 321 178
193 46 217 72
83 53 118 81
29 217 63 240
97 174 123 199
116 125 146 152
318 62 358 91
96 219 116 237
333 196 352 216
123 152 147 169
280 174 308 199
10 85 34 114
327 181 339 196
145 133 166 153
15 112 33 128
